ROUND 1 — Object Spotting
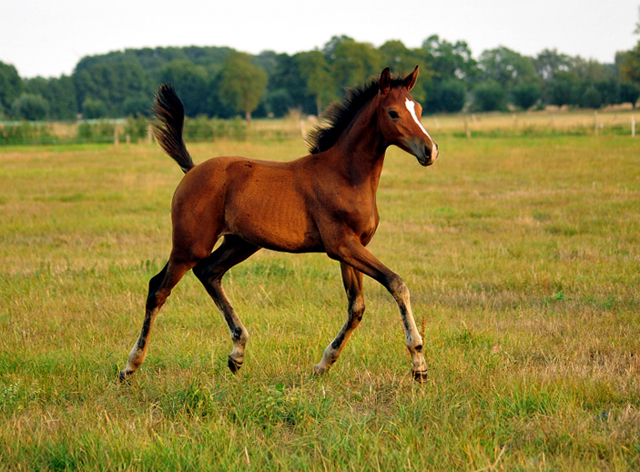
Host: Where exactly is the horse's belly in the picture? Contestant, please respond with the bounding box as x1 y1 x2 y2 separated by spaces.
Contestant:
226 190 322 253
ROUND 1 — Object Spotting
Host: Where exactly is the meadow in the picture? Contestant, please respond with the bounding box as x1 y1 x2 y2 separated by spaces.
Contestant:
0 127 639 470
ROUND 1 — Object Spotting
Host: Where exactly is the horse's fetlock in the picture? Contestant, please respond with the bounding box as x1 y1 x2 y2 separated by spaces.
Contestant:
406 334 423 351
231 326 248 343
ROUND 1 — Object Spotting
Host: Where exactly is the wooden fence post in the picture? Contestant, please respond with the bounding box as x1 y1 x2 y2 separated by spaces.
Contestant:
594 111 598 136
632 115 636 138
463 115 471 139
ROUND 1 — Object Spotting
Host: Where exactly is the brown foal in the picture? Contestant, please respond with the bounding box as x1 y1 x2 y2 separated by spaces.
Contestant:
120 66 438 382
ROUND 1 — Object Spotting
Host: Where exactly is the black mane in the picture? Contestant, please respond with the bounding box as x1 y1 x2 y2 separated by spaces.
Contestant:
306 75 408 154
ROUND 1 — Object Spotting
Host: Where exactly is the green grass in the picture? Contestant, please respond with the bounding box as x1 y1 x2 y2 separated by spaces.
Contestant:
0 135 639 470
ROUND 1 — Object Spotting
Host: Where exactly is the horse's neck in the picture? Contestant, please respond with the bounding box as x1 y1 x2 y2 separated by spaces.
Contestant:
332 102 387 189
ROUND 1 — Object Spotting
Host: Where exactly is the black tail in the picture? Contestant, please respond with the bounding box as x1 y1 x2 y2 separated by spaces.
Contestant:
151 84 195 174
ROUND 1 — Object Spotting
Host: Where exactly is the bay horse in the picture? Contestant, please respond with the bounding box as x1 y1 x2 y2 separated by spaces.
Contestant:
120 66 438 383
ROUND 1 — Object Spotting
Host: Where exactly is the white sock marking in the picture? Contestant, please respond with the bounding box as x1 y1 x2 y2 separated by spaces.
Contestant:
405 98 431 138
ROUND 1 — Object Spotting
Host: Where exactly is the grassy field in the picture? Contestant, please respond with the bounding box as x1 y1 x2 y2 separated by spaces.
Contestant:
0 132 639 470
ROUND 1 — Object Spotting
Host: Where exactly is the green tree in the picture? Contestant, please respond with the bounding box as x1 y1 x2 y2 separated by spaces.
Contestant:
511 82 542 110
297 50 334 115
473 81 507 112
378 40 430 103
421 35 477 112
0 61 23 115
158 60 208 116
422 35 479 82
12 93 49 121
48 76 77 120
82 98 107 119
619 82 640 108
73 61 152 117
25 75 77 120
322 35 354 60
619 41 640 84
594 79 619 106
264 88 295 117
122 96 152 117
438 80 467 113
534 49 572 81
219 51 268 121
547 71 580 107
379 40 429 76
202 73 236 119
265 53 315 117
581 85 602 109
253 51 279 78
479 46 538 90
617 7 640 87
329 38 383 91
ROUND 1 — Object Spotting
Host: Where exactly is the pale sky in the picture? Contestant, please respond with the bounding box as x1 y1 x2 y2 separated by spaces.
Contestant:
1 0 639 78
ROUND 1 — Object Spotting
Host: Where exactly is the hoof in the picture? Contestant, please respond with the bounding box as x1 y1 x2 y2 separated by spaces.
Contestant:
313 364 327 376
119 369 133 383
412 369 428 383
227 356 243 374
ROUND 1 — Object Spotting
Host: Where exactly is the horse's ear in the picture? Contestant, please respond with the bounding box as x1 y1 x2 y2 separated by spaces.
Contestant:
380 68 391 95
403 66 419 91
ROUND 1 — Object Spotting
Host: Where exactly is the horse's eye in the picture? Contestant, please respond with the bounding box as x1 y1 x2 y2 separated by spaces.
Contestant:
388 110 399 119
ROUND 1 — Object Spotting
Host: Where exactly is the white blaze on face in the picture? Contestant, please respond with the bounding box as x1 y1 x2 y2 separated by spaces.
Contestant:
405 98 431 139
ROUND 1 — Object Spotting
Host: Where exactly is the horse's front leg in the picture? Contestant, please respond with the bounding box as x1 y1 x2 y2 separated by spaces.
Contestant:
328 238 428 382
314 262 365 375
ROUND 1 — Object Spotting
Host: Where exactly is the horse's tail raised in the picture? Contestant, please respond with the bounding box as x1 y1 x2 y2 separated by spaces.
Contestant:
151 84 195 174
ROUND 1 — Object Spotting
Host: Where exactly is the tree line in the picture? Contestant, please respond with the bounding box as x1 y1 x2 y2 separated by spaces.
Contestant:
1 33 640 122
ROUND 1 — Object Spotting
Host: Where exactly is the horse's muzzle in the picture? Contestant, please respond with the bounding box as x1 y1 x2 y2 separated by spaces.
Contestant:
417 142 438 167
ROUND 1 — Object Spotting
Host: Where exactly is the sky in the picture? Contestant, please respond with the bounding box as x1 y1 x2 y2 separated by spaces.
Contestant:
2 0 639 79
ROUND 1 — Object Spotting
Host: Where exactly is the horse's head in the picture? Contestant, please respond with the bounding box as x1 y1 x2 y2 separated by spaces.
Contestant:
377 66 438 166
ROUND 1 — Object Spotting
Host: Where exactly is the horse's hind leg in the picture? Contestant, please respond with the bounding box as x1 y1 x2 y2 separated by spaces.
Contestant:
119 258 195 381
192 235 260 374
314 262 365 375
